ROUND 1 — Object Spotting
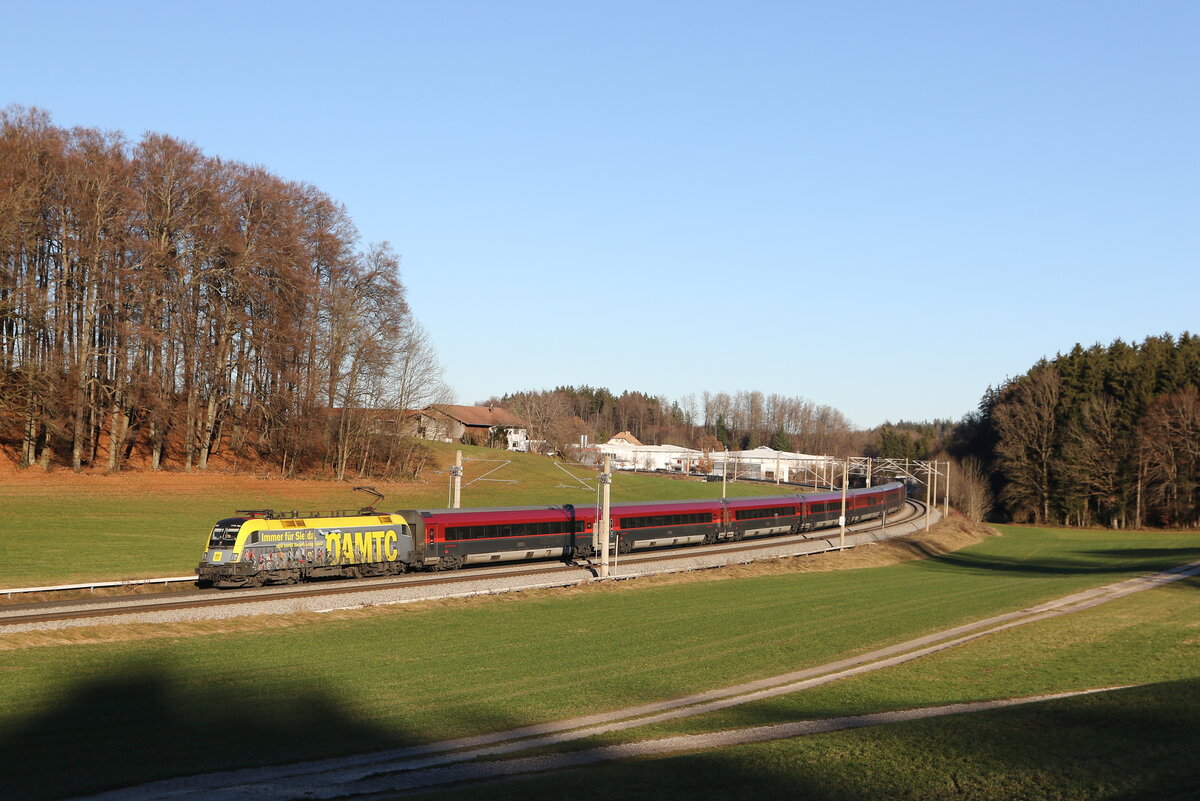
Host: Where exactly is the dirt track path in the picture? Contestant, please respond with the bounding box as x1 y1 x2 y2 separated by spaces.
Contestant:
73 559 1200 801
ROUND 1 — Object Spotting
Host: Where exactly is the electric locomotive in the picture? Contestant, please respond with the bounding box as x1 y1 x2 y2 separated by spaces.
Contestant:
196 509 420 587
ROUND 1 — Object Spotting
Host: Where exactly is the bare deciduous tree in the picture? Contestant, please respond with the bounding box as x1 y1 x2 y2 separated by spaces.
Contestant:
1056 395 1128 527
1138 387 1200 527
993 366 1061 523
951 456 994 522
503 391 571 455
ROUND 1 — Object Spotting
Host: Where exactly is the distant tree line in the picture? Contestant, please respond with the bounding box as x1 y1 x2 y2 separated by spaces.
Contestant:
956 334 1200 528
483 386 865 457
873 420 956 462
0 106 447 477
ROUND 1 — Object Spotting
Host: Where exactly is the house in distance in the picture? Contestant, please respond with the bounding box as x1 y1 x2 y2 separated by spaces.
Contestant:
409 404 529 451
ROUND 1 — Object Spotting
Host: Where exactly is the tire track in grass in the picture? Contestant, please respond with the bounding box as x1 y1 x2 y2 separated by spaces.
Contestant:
319 687 1126 799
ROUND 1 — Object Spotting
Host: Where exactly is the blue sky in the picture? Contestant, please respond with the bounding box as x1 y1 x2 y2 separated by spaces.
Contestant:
3 1 1196 427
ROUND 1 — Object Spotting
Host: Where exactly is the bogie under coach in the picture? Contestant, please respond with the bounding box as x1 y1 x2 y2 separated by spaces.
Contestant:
196 482 906 588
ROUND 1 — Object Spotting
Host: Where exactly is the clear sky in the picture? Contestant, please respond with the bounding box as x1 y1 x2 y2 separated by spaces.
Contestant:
3 1 1196 428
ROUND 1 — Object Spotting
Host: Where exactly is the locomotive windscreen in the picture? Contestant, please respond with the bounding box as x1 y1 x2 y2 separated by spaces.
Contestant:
208 518 246 547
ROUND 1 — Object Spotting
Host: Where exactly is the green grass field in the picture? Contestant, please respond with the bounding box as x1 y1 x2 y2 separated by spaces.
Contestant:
0 524 1197 799
413 678 1200 801
0 443 781 586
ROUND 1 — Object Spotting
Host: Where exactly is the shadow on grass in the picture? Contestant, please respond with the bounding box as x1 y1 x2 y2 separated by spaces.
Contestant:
898 539 1200 586
1084 547 1200 561
0 656 445 801
411 678 1200 801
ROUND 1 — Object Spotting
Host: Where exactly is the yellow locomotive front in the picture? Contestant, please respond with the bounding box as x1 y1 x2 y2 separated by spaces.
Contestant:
196 512 420 588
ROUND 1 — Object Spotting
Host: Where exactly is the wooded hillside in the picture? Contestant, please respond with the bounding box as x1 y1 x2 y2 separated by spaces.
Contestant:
490 386 867 457
0 107 446 477
965 334 1200 528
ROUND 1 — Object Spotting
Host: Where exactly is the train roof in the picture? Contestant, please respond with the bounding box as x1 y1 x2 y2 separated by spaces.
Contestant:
405 504 587 520
400 481 902 519
802 480 904 503
722 495 804 508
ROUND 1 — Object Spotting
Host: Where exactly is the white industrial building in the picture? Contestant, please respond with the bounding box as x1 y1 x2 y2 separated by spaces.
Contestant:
589 432 701 472
578 436 842 486
708 447 837 484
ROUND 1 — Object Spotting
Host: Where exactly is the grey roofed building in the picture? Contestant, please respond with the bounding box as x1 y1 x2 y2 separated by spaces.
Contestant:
410 404 528 451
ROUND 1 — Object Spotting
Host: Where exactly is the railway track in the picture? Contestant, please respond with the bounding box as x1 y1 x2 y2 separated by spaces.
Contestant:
0 499 930 631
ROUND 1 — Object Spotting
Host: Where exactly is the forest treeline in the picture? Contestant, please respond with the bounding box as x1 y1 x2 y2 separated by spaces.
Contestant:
863 335 1199 528
486 386 866 458
961 334 1200 528
0 106 447 478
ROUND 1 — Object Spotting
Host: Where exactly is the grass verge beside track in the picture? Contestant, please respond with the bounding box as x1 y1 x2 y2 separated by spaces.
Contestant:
0 524 1197 799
